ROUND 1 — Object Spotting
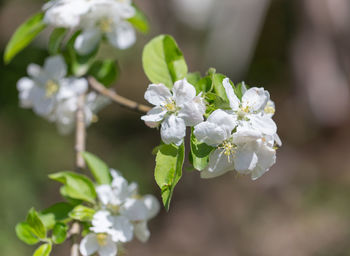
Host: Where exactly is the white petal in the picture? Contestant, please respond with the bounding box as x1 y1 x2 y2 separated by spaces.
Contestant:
96 185 114 205
173 79 196 106
107 21 136 50
160 115 186 146
120 198 149 221
17 78 34 108
31 87 55 117
114 2 135 19
223 78 240 111
232 125 262 145
251 143 276 180
178 95 206 126
194 121 227 147
134 221 150 243
54 97 77 135
44 55 67 79
274 133 282 147
91 210 113 233
242 87 269 112
97 236 117 256
27 64 42 78
141 107 167 128
109 216 134 243
234 144 258 174
57 78 88 100
80 233 99 256
249 115 277 135
142 195 160 219
75 28 102 55
144 84 172 106
201 149 233 179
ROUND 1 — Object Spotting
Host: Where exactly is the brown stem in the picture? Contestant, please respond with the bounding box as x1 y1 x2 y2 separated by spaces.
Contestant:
70 94 86 256
88 76 151 114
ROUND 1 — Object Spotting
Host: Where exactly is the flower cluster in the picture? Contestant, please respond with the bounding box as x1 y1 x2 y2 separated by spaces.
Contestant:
80 169 160 256
17 55 109 134
142 77 281 180
43 0 136 54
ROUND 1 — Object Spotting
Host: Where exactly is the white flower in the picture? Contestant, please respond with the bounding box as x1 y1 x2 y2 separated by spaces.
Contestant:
194 109 277 180
80 232 117 256
17 55 88 118
223 78 277 136
74 1 136 55
141 79 206 146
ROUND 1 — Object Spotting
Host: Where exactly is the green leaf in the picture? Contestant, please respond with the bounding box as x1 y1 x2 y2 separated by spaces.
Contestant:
190 129 215 170
128 4 149 33
33 243 52 256
155 143 185 211
26 208 46 239
211 73 228 101
15 222 40 245
40 202 75 230
52 223 68 244
48 28 67 55
49 172 96 203
234 82 247 100
69 205 96 222
64 31 98 76
4 12 46 64
88 60 119 87
142 34 188 89
82 152 112 185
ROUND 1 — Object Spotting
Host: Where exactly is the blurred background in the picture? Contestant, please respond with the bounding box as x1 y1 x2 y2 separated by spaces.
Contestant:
1 0 350 255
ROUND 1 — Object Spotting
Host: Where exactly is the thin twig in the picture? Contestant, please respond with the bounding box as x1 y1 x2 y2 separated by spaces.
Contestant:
70 94 86 256
88 76 151 114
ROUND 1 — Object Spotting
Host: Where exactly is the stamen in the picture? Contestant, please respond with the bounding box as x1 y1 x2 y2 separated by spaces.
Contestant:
219 140 236 162
162 99 177 112
45 80 59 98
96 233 108 246
264 105 275 114
98 18 113 33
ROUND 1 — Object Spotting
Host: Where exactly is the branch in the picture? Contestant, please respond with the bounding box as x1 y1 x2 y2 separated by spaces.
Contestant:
88 76 151 114
70 94 86 256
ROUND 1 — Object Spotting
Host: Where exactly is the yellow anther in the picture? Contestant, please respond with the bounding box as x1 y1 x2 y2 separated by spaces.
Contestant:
162 100 177 112
264 106 275 114
97 233 108 246
241 105 250 113
98 18 113 33
107 204 120 214
219 141 236 161
45 80 59 98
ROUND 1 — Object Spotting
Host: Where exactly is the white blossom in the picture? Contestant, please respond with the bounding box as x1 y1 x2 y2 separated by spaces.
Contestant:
141 79 206 146
80 232 117 256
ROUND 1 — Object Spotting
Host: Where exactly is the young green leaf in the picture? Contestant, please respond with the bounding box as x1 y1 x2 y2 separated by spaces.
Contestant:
26 208 46 239
40 202 75 230
52 223 68 244
128 4 149 33
48 28 68 55
190 129 215 171
49 172 97 203
33 243 52 256
15 222 40 245
82 152 112 185
69 205 96 222
88 60 119 87
4 12 46 64
211 73 228 101
155 143 185 211
142 34 188 89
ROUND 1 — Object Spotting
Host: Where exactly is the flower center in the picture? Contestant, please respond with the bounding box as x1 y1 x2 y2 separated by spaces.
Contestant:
98 18 113 33
45 80 59 98
264 105 275 115
219 140 236 161
107 204 120 215
162 99 177 113
96 233 108 246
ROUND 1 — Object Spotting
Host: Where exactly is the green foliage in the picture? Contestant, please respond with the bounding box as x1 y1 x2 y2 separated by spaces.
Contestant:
155 143 185 211
128 4 149 33
142 35 188 89
4 12 46 64
48 28 68 55
69 205 96 222
33 243 52 256
15 222 40 245
211 72 228 101
26 208 46 239
49 172 96 204
88 60 119 87
52 223 68 244
64 32 98 76
82 151 112 185
234 82 246 100
40 202 75 230
190 129 214 171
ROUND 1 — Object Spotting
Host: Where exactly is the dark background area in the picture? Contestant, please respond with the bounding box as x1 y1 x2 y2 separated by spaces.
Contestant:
1 0 350 255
